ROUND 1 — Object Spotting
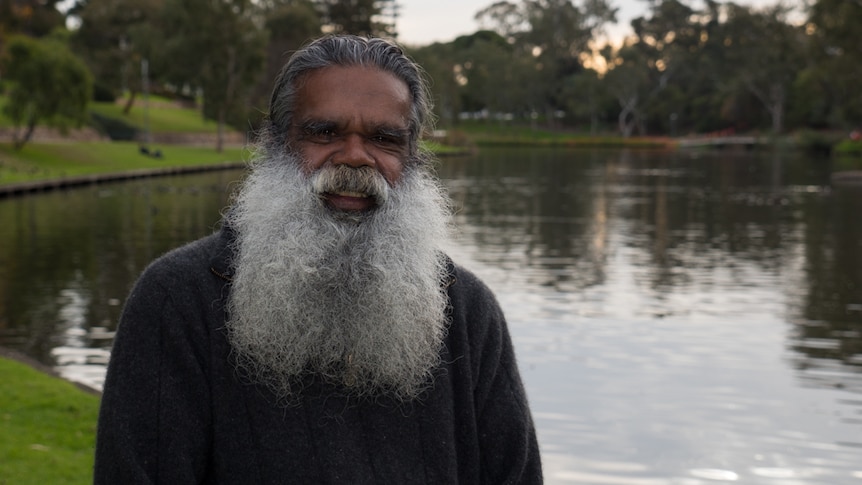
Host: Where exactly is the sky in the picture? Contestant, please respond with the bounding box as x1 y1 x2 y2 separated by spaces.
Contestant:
394 0 803 46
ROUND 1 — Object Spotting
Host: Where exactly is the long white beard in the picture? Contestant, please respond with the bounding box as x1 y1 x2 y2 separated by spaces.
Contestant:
224 151 453 403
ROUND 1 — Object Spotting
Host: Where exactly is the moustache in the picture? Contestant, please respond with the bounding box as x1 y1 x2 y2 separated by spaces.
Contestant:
310 165 391 207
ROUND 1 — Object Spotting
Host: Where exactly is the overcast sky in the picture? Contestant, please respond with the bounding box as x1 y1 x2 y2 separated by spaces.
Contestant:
394 0 803 46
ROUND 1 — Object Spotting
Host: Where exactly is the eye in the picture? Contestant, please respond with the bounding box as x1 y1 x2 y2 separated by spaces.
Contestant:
370 130 408 149
299 122 337 143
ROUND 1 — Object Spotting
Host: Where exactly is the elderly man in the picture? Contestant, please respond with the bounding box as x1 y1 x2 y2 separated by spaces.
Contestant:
94 35 542 483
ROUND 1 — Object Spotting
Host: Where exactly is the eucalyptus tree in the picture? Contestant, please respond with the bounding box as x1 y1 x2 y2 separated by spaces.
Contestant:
71 0 162 111
719 3 805 134
560 67 610 134
316 0 398 37
799 0 862 129
475 0 617 126
0 0 65 38
410 29 543 126
158 0 268 151
248 0 322 126
601 43 651 137
1 34 93 149
451 31 535 120
407 41 462 126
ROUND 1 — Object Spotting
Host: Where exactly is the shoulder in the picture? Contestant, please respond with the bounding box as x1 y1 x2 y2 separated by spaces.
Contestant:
132 227 233 297
446 262 504 323
142 230 225 281
122 229 230 319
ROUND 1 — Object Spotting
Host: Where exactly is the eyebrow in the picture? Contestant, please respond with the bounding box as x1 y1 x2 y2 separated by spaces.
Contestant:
296 119 336 134
295 118 409 139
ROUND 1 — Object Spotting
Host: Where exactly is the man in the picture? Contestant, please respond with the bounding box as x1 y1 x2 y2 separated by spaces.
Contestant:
95 34 542 484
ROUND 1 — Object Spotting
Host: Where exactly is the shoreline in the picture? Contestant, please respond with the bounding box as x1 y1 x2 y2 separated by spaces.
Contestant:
0 345 102 396
0 161 246 198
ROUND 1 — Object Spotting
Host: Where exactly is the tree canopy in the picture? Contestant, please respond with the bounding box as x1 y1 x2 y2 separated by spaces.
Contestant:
1 34 93 149
1 0 860 145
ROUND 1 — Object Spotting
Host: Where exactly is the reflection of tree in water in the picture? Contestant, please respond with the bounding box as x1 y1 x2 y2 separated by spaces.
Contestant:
0 171 240 366
618 150 860 384
442 147 861 386
790 183 862 389
440 147 608 291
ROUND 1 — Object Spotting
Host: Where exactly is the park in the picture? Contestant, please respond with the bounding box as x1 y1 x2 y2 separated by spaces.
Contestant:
1 0 862 483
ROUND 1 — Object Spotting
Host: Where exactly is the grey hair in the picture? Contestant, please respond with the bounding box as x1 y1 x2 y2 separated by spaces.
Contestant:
263 35 434 161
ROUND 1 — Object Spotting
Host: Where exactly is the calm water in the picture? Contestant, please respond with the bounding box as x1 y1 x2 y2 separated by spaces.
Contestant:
1 148 860 484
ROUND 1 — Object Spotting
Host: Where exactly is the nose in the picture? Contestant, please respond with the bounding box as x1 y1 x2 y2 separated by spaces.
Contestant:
332 133 374 169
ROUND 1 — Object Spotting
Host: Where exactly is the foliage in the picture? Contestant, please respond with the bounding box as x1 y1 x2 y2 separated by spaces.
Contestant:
0 0 65 38
834 139 862 157
800 0 862 129
156 0 268 152
474 0 617 125
0 34 93 150
248 0 322 128
0 357 100 485
70 0 163 111
5 0 858 146
317 0 397 37
794 129 844 156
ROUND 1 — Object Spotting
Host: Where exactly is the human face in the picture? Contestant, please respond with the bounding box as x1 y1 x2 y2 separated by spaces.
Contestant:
288 65 412 213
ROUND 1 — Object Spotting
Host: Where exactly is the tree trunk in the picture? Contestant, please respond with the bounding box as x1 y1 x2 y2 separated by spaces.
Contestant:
122 90 138 116
617 95 638 138
13 119 37 150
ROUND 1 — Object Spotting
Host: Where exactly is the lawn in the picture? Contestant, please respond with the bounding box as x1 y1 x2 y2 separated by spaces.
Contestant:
0 357 100 485
0 92 231 134
0 141 247 185
88 94 226 134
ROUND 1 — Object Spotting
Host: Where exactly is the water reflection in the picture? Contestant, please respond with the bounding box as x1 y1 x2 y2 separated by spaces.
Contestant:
0 148 860 483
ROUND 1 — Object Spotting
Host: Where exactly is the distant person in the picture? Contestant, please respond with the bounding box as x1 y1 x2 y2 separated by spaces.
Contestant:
94 34 542 483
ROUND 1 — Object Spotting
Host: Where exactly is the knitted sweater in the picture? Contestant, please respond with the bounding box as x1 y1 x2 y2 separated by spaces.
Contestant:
94 227 543 484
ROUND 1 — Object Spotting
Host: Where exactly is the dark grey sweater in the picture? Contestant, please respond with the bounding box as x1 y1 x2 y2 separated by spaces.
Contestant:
94 227 543 483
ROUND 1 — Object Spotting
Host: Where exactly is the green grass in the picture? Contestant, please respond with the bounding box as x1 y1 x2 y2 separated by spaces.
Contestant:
835 139 862 156
89 95 224 134
0 357 99 485
0 141 247 185
0 92 225 133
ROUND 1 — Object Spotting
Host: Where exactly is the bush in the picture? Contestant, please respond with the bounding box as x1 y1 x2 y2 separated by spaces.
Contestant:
90 112 138 141
92 83 116 103
795 129 843 156
834 139 862 156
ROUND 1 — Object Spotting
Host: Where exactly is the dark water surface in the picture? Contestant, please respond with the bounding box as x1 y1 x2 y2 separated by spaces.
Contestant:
1 148 860 483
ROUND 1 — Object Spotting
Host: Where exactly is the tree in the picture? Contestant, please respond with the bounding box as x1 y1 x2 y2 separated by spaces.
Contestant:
800 0 862 128
317 0 398 37
248 0 322 128
720 3 805 134
602 43 651 137
71 0 162 111
0 0 65 39
476 0 617 126
158 0 268 152
1 34 93 150
560 68 609 134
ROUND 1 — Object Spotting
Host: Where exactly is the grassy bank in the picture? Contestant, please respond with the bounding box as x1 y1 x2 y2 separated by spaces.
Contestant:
0 141 246 186
88 95 224 134
0 356 99 484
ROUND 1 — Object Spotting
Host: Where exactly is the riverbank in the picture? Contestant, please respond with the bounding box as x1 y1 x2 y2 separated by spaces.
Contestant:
0 348 99 485
0 161 246 197
0 140 246 192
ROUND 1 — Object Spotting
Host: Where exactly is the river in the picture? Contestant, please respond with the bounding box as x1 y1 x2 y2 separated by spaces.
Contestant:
1 147 860 484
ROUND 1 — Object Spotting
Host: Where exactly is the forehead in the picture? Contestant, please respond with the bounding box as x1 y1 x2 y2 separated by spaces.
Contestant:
293 65 411 127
